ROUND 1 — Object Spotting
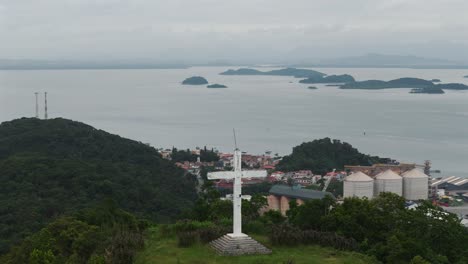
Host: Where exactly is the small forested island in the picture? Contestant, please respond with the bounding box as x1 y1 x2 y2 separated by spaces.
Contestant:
410 86 445 94
437 83 468 90
299 74 355 84
182 76 208 85
207 83 227 88
464 75 468 78
307 86 318 89
340 77 434 89
340 77 468 93
220 67 325 78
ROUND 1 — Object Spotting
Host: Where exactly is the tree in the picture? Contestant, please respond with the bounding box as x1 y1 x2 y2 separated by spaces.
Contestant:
287 195 335 230
29 249 55 264
3 202 145 264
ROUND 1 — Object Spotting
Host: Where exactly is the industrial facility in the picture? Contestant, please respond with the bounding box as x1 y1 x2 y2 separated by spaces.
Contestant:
343 171 374 198
344 168 429 200
374 169 403 196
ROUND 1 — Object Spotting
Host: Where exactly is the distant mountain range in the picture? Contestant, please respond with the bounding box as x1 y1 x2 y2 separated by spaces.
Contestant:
0 59 187 70
2 54 468 69
307 53 467 69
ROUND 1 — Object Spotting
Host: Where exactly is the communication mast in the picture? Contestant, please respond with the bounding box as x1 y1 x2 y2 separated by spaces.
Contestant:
424 160 431 176
34 92 39 118
44 92 48 120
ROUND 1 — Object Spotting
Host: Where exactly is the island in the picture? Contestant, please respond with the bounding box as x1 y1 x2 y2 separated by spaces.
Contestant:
436 83 468 90
207 84 227 88
338 77 468 92
220 67 325 78
410 87 445 94
340 78 435 89
182 76 208 85
299 74 355 84
464 75 468 78
431 79 441 83
307 86 318 90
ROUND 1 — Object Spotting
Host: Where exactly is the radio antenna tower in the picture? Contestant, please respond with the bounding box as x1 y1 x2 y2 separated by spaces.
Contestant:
44 92 48 120
34 92 39 118
233 128 238 150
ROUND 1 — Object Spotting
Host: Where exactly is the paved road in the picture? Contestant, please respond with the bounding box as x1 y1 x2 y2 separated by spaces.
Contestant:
444 204 468 218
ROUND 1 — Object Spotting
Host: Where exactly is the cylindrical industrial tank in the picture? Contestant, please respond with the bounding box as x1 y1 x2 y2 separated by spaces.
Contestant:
402 168 429 200
344 171 374 198
374 169 403 197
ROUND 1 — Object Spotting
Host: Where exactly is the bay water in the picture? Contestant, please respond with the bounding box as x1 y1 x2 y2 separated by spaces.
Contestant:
1 67 467 177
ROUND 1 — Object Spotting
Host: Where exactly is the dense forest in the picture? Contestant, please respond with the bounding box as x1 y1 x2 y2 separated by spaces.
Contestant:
0 118 197 254
277 138 390 174
163 183 468 263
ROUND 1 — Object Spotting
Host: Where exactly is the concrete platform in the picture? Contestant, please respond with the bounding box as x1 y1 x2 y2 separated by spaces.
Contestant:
209 234 272 256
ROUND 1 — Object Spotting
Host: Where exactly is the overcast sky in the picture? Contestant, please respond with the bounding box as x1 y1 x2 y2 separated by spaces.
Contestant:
1 0 468 63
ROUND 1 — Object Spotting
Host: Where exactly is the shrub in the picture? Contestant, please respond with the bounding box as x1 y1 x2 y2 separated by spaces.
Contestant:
198 226 229 244
260 210 286 225
173 220 214 234
269 224 303 246
269 224 357 251
177 231 199 248
104 230 145 264
159 224 173 238
244 220 268 235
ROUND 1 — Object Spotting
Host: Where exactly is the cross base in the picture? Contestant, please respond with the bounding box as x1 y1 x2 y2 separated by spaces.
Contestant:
209 234 272 256
226 233 248 238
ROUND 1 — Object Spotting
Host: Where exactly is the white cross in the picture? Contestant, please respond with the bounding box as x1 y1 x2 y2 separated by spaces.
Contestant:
208 149 267 237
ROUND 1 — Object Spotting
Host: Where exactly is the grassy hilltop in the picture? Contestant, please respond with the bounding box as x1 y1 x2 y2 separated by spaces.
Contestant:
135 227 377 264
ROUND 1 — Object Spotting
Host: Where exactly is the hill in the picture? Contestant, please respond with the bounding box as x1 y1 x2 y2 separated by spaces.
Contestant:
436 83 468 90
277 138 390 174
220 68 325 78
134 227 377 264
0 58 187 70
0 118 197 253
340 77 434 89
299 74 355 84
207 84 227 88
182 76 208 85
340 78 468 91
315 53 463 68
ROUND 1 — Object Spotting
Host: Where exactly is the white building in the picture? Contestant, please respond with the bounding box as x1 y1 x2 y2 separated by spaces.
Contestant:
402 169 429 200
344 171 374 198
374 169 403 196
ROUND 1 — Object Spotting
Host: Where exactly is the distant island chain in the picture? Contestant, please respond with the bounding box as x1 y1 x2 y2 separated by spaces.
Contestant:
179 67 468 94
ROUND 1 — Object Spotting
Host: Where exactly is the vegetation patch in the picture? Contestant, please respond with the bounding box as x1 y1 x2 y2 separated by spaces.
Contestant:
0 118 197 254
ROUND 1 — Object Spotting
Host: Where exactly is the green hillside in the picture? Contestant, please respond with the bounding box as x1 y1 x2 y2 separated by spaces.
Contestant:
277 138 390 174
0 118 197 253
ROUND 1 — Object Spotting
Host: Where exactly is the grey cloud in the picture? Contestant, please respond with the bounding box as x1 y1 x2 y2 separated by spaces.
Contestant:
1 0 468 63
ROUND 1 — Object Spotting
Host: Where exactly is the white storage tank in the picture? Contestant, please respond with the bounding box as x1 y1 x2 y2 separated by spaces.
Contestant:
374 169 403 197
402 168 429 200
344 171 374 198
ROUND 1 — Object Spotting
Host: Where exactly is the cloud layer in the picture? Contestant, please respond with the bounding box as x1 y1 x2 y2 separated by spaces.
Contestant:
1 0 467 63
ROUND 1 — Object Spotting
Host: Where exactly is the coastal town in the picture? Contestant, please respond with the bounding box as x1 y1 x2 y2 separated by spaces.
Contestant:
159 147 468 227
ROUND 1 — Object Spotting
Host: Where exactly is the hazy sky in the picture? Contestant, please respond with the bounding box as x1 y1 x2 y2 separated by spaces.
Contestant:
1 0 468 63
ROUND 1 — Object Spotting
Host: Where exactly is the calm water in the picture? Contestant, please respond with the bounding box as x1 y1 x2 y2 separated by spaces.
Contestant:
1 67 467 177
